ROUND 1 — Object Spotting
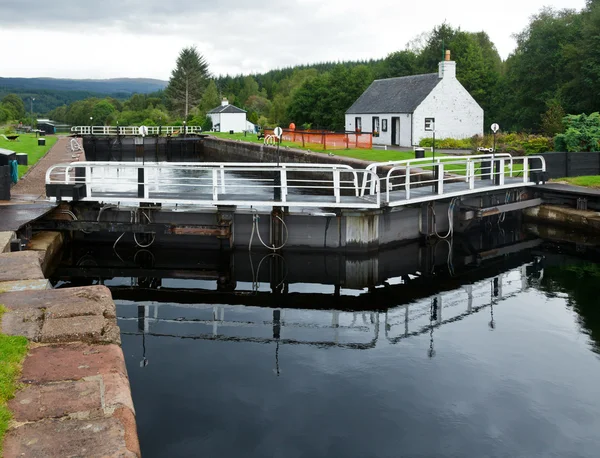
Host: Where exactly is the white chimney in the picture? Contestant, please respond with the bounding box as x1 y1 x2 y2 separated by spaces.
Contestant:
221 98 229 107
439 50 456 79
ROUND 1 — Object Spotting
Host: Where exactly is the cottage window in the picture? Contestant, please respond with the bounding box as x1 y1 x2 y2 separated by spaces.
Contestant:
382 119 388 132
424 117 435 131
355 117 362 132
372 117 380 136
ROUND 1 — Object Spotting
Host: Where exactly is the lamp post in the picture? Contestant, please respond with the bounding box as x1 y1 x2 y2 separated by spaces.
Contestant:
30 97 35 127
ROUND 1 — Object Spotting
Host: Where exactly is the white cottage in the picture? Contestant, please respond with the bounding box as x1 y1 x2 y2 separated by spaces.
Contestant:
345 52 483 147
208 99 247 133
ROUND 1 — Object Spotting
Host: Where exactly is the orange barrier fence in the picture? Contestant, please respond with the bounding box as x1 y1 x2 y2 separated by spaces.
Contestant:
264 129 373 150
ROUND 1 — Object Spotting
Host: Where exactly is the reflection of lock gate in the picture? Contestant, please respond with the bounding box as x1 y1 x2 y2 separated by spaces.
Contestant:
117 263 539 354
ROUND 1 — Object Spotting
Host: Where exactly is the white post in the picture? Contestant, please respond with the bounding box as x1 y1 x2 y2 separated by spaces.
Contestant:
220 166 226 194
466 285 473 312
468 161 475 190
143 166 149 199
523 158 529 183
85 166 91 198
281 167 288 203
333 169 341 204
212 169 219 201
498 158 505 186
437 163 444 195
405 166 411 200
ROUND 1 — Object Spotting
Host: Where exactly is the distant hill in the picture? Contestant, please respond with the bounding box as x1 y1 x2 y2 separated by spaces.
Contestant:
0 77 169 114
0 77 167 95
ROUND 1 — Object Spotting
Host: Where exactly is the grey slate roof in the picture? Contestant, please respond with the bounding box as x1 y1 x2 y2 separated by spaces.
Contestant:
346 73 441 114
207 104 246 114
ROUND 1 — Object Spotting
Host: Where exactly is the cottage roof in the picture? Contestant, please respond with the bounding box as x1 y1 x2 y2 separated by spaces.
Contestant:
207 104 246 114
346 73 441 114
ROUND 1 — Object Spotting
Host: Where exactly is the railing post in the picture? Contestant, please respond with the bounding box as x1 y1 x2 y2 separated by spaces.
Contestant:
468 161 475 190
85 166 91 198
437 163 444 195
405 166 411 200
369 166 376 195
212 169 219 201
281 167 288 203
498 158 505 186
220 165 226 193
333 169 341 204
523 158 529 183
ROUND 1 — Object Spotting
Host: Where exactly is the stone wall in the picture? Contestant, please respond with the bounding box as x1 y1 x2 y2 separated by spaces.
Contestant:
0 231 141 458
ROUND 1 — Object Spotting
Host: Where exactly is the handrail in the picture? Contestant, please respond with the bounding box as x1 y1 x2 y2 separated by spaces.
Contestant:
45 162 379 209
360 153 514 196
384 155 546 204
70 126 203 136
45 157 545 210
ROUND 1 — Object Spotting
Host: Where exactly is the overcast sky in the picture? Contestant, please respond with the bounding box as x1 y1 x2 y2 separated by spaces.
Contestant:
0 0 587 80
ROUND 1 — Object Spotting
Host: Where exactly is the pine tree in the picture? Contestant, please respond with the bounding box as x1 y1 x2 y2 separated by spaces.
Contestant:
166 47 210 119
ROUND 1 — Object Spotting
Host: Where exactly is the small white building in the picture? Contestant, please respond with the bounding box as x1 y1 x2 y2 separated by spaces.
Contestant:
208 99 247 133
345 52 483 147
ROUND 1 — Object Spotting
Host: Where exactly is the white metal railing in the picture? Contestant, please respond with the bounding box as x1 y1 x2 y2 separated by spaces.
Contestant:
45 155 546 209
45 161 380 209
70 125 203 136
383 155 546 206
360 153 514 196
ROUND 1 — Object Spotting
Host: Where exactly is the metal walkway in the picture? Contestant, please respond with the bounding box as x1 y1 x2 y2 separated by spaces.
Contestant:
45 154 546 209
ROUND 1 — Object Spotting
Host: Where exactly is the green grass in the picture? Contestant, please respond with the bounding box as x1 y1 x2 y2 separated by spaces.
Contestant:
208 132 527 176
0 305 29 454
0 133 58 179
553 176 600 188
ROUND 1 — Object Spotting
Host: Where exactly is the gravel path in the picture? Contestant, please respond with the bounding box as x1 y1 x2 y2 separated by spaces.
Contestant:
12 136 84 199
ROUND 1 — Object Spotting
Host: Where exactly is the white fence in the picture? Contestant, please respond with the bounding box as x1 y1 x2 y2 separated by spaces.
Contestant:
70 125 203 136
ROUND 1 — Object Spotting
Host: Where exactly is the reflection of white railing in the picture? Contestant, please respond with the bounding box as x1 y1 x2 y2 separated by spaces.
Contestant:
119 305 381 349
116 263 542 352
384 264 536 343
71 125 203 136
46 161 379 209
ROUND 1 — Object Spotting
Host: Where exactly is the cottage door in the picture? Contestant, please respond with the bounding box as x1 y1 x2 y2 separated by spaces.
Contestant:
391 117 400 145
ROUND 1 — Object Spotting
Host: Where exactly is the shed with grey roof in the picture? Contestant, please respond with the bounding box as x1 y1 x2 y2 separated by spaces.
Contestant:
345 54 484 147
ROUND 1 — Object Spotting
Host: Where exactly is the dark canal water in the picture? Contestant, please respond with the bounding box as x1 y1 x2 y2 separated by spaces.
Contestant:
54 236 600 458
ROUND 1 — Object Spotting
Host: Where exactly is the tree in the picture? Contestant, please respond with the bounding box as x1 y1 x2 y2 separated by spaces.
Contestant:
500 8 583 131
91 100 116 125
197 80 221 117
376 50 419 79
2 94 26 119
165 46 210 119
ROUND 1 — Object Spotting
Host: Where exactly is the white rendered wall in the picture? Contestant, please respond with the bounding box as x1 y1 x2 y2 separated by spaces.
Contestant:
345 113 413 147
412 74 483 144
208 113 220 130
219 113 247 133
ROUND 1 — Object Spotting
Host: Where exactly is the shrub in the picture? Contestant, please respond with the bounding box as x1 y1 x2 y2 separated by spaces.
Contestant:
420 133 553 155
554 113 600 152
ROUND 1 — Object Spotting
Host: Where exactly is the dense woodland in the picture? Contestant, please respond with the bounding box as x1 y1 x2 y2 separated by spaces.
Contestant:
3 2 600 136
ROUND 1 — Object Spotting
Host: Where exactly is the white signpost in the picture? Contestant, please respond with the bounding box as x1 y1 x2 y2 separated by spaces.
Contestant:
274 126 283 138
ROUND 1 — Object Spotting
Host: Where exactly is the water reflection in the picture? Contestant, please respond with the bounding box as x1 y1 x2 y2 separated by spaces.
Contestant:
51 233 600 458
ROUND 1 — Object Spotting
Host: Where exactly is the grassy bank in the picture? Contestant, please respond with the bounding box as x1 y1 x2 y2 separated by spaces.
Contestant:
553 176 600 189
0 133 58 179
208 132 525 176
0 305 29 454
